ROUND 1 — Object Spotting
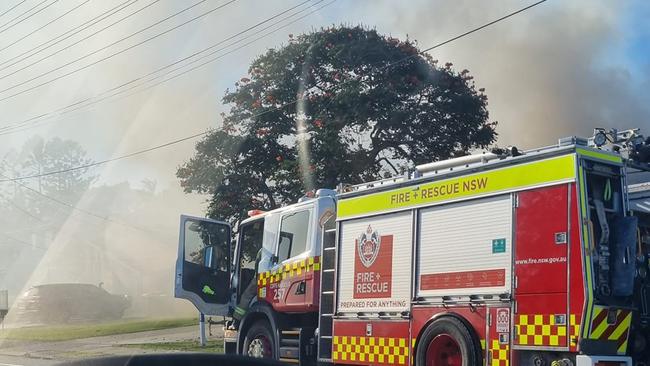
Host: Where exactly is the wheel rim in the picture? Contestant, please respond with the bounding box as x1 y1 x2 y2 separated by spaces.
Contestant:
247 333 272 358
426 334 462 366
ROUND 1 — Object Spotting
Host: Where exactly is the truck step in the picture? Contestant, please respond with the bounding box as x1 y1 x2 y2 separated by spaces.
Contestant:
281 330 301 336
281 338 300 347
279 346 300 359
279 358 300 364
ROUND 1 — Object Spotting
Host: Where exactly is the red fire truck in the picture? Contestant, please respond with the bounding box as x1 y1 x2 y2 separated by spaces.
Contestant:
175 129 650 366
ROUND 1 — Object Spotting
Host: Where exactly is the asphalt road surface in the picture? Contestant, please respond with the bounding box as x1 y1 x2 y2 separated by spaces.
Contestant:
0 325 221 363
0 354 59 366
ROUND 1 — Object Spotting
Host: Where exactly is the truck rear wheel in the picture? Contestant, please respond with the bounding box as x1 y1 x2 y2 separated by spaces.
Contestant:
416 317 480 366
243 320 275 359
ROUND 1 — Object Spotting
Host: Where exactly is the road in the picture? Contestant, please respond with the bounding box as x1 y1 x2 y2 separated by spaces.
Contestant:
0 354 58 366
0 325 222 364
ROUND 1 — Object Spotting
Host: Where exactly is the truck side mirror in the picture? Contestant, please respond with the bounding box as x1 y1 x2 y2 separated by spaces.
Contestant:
203 246 218 269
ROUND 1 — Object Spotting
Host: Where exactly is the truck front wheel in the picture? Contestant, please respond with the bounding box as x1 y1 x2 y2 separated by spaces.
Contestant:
243 320 275 359
416 317 480 366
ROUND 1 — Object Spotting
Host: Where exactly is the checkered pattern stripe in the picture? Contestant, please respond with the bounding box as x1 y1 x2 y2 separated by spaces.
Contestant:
332 336 409 365
515 314 567 346
257 256 320 286
490 339 509 366
569 314 580 347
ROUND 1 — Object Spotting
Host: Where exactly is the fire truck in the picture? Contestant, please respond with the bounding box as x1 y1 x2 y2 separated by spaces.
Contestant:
175 128 650 366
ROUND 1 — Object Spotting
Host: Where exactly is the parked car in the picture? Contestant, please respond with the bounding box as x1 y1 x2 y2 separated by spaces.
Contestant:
12 283 130 325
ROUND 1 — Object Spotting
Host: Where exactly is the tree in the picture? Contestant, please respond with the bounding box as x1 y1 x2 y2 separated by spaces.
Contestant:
0 136 95 228
178 26 497 223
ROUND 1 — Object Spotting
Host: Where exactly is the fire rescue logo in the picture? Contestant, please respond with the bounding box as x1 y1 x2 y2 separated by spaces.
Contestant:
353 226 393 299
358 225 380 268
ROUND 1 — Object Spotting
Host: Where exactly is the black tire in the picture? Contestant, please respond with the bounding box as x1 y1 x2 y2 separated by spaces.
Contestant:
243 320 276 359
415 316 481 366
519 352 552 366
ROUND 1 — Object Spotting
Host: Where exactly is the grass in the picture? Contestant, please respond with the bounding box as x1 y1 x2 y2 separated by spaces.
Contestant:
122 339 224 353
0 317 198 342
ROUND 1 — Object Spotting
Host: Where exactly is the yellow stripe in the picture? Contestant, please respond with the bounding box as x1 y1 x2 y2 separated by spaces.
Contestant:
338 155 576 218
590 318 609 339
589 307 607 339
577 148 623 164
257 257 320 285
618 340 628 354
579 166 595 339
609 312 632 340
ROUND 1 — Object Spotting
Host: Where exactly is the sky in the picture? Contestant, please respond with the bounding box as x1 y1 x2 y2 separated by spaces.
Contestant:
0 0 649 317
0 0 650 188
0 0 648 191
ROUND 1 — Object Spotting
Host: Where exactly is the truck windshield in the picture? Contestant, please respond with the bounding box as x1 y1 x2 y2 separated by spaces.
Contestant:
277 210 310 262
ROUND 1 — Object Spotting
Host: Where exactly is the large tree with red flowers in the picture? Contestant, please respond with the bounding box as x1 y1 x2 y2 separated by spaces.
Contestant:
177 26 497 223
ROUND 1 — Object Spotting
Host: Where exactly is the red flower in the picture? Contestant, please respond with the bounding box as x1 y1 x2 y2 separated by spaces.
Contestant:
256 128 270 137
276 155 283 162
313 119 323 128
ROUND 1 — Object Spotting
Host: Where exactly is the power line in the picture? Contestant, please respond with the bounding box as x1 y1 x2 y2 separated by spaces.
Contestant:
0 0 240 101
0 0 208 81
0 131 208 182
2 0 544 137
0 0 545 176
0 171 159 235
0 0 58 35
0 3 332 172
0 0 28 21
0 0 48 32
0 0 140 70
0 0 160 81
0 192 44 222
0 0 90 54
0 232 48 251
418 0 546 61
2 172 109 220
0 0 322 134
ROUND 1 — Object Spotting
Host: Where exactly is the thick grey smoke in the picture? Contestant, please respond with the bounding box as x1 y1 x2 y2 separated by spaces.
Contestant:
347 0 650 148
1 0 648 327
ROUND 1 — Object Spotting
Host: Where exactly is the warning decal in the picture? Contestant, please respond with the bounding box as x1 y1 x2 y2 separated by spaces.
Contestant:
496 308 510 333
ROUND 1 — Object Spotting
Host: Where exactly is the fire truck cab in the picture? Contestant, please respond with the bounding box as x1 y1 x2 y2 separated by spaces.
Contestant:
175 129 650 366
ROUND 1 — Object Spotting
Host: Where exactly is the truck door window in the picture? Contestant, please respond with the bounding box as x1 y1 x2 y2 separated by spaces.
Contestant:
237 219 264 299
277 210 310 262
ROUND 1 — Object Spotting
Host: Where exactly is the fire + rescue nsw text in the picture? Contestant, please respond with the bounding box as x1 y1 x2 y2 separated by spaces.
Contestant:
390 177 489 204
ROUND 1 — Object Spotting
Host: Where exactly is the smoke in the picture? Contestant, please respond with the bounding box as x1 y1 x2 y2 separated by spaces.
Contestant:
0 181 206 325
1 0 649 327
345 0 650 148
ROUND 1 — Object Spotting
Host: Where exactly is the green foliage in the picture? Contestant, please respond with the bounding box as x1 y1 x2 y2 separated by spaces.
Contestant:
178 26 497 223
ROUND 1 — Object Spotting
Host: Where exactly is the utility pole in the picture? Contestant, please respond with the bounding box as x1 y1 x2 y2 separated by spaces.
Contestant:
199 312 206 346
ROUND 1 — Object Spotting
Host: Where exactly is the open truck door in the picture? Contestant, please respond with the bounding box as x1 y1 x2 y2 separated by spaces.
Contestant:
175 215 231 316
